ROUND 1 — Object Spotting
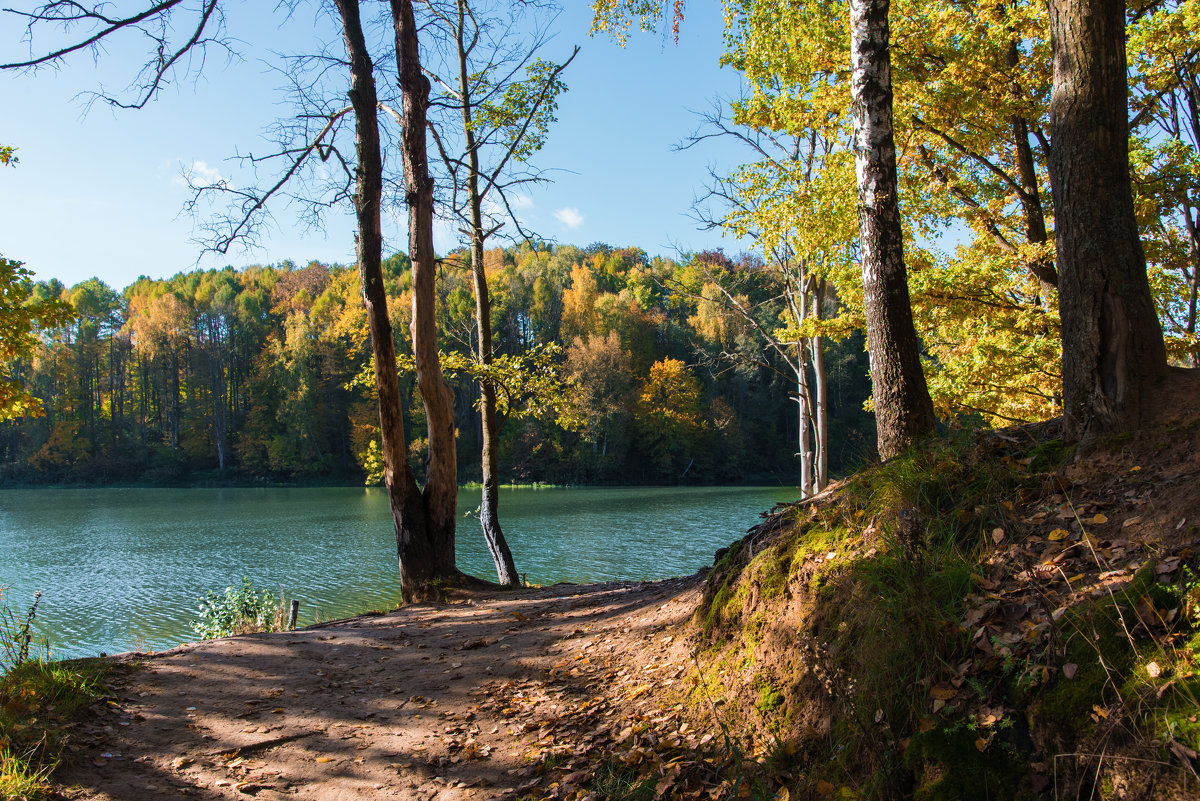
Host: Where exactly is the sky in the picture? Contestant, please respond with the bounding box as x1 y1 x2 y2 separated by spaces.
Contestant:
0 1 750 291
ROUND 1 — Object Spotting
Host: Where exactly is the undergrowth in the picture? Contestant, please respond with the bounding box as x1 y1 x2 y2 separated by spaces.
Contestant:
193 577 291 639
0 588 114 800
686 427 1200 800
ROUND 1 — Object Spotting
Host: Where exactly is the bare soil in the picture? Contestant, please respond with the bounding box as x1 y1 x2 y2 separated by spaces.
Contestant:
56 576 710 801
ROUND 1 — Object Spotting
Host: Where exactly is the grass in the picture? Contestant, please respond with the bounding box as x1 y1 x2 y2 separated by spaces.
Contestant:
681 424 1200 798
582 760 657 801
1 588 116 800
0 658 114 799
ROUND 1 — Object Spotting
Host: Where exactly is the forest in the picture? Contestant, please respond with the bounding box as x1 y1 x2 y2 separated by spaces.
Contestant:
0 245 877 487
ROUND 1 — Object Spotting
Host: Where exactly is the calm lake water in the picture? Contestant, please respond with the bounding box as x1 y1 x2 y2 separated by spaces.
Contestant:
0 485 793 659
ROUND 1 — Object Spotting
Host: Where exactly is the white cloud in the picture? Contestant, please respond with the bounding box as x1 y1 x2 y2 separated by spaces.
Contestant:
507 194 534 211
174 159 230 189
554 206 584 229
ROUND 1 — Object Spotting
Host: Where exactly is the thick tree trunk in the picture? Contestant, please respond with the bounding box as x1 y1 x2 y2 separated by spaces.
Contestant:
390 0 461 597
1049 0 1168 438
456 0 519 587
338 0 458 603
850 0 936 461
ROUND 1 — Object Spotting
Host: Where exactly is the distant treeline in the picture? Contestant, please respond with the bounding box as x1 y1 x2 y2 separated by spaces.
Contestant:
1 243 875 487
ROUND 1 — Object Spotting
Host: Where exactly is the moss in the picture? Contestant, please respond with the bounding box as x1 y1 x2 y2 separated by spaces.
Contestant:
1026 438 1077 473
1037 569 1154 726
755 680 784 715
905 724 1029 801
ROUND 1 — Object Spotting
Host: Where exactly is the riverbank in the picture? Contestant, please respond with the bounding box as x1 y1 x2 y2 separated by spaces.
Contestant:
51 577 714 800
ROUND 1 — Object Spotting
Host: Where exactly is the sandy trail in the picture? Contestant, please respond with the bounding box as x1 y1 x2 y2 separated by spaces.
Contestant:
57 576 706 801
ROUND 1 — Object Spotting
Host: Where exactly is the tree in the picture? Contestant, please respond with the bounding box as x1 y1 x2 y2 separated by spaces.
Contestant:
636 357 705 480
3 1 471 601
1127 0 1200 366
848 0 936 459
596 0 935 459
0 258 74 420
421 0 576 586
2 144 74 421
1048 0 1168 437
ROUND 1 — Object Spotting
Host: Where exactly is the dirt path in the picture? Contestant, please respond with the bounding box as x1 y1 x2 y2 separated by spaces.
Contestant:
57 576 708 801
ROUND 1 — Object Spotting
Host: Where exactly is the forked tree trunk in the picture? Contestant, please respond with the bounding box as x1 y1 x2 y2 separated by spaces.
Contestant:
337 0 460 603
1048 0 1168 437
850 0 936 461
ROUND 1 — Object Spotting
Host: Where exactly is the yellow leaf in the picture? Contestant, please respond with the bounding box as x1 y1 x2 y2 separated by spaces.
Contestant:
1048 529 1070 541
930 684 957 701
1091 514 1108 524
974 737 988 752
775 788 791 801
315 756 334 763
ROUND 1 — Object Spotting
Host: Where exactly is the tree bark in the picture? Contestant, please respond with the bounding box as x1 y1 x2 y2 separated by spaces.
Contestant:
811 277 828 492
850 0 936 460
796 278 814 498
389 0 461 598
456 0 519 587
337 0 460 603
1049 0 1168 438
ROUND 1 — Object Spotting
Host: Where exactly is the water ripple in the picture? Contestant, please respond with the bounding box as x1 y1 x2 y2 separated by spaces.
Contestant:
0 485 792 658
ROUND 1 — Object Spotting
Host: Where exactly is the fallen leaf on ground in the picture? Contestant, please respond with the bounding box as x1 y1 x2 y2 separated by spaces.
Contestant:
930 684 957 701
1062 663 1078 679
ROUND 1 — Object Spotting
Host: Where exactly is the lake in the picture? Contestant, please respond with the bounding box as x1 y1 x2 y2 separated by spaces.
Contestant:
0 485 794 659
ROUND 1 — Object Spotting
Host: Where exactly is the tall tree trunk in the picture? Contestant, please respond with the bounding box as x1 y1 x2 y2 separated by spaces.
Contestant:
456 0 519 586
850 0 936 460
796 283 814 498
1049 0 1168 438
811 278 829 492
390 0 461 592
337 0 457 603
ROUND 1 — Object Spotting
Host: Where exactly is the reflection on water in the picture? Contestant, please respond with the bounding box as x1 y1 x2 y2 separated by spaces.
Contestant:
0 485 794 658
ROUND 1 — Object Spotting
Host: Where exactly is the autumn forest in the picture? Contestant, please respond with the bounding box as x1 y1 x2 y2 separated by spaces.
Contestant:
0 246 876 487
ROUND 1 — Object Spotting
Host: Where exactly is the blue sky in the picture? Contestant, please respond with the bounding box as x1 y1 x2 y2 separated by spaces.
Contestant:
1 2 748 291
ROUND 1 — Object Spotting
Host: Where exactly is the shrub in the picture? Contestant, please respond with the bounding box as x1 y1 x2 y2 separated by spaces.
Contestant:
193 577 285 639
